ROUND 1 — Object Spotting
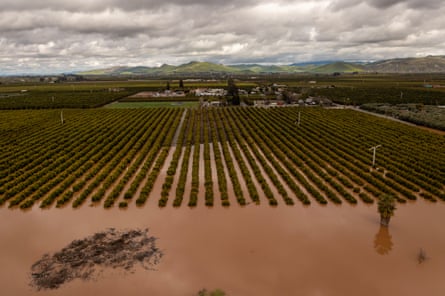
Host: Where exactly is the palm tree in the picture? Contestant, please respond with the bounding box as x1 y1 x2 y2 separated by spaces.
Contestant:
378 194 396 226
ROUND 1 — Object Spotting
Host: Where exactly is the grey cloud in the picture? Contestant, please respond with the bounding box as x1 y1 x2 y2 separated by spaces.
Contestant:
332 0 443 10
0 0 260 12
1 0 445 74
367 0 443 9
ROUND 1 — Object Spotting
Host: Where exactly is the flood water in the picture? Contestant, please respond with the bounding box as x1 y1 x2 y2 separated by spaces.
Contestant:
1 200 445 295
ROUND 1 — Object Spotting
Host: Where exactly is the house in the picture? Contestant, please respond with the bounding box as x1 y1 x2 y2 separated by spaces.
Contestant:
108 88 125 92
201 100 223 107
194 88 227 97
254 100 267 107
210 101 222 107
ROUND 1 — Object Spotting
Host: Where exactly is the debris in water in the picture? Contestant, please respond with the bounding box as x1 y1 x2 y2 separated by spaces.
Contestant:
29 228 163 290
417 248 428 264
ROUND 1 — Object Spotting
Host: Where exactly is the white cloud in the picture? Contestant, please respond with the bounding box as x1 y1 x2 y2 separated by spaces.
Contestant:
0 0 444 74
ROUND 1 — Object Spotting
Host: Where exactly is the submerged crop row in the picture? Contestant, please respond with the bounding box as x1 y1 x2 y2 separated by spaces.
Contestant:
0 107 444 209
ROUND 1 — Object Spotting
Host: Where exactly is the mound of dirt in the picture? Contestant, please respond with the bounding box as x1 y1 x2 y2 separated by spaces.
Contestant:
30 228 163 290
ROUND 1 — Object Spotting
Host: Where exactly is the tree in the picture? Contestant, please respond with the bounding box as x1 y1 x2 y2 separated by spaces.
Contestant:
282 90 293 104
227 78 240 105
179 79 184 88
166 81 170 91
377 194 396 227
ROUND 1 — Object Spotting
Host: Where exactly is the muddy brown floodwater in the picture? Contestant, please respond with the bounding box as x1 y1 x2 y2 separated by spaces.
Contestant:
1 200 445 296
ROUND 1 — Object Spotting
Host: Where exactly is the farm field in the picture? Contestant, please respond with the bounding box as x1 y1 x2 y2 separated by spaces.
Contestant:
1 106 445 295
0 79 251 109
1 107 444 210
104 101 200 108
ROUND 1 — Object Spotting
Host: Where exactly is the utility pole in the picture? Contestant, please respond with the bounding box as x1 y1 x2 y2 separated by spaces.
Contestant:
295 111 301 126
369 145 381 167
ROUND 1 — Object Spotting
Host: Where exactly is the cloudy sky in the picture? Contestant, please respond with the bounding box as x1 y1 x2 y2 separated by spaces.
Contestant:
1 0 444 74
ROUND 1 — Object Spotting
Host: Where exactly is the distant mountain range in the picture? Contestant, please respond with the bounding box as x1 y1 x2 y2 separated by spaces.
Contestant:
77 56 445 75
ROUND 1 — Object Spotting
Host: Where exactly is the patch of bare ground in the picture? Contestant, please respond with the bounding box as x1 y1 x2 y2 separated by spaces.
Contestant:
30 228 162 291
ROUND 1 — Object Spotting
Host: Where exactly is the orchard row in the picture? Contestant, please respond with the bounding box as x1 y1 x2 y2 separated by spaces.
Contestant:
0 107 443 209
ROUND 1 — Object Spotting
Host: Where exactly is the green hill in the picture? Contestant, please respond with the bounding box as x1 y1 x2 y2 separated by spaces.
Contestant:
172 61 238 73
311 62 365 73
77 56 445 76
78 66 130 75
229 64 304 73
366 56 445 73
79 62 240 75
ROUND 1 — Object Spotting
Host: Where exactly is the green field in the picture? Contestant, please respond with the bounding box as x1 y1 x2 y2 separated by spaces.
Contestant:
0 80 251 109
105 101 200 108
2 75 445 109
0 107 443 210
